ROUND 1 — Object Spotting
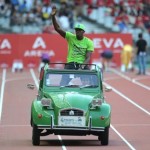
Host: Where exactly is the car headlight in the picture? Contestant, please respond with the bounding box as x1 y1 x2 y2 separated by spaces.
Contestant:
91 98 102 108
41 98 51 107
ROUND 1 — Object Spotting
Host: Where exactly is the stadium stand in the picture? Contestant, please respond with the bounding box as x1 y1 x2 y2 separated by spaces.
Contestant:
0 0 150 47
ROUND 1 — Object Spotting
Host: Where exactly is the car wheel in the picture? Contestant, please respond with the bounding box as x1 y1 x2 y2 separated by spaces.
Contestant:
99 127 109 145
32 125 40 146
30 117 33 127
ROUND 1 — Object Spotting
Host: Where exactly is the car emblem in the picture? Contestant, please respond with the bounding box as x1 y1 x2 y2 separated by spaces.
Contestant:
69 110 74 116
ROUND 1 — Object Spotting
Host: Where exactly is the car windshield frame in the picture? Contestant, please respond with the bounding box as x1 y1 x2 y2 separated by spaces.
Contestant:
44 72 99 88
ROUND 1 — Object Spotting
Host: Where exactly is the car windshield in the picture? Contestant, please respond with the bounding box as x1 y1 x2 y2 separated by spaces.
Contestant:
45 73 99 88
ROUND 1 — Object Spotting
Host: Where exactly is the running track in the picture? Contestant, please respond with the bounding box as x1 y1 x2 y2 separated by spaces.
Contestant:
0 68 150 150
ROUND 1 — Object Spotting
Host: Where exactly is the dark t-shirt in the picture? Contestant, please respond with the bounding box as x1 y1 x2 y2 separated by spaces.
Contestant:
101 50 113 59
136 39 147 55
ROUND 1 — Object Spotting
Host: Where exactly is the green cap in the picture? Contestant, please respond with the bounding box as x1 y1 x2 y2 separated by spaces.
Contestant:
74 23 85 31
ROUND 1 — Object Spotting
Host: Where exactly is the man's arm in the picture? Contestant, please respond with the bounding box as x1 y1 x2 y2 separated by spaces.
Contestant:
80 51 93 69
51 7 66 38
83 39 94 64
83 51 92 64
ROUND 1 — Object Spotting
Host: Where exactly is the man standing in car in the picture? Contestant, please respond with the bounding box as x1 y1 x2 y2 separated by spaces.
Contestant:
51 6 94 70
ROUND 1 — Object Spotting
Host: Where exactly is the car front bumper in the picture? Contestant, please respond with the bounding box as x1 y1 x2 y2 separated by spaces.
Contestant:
36 115 106 136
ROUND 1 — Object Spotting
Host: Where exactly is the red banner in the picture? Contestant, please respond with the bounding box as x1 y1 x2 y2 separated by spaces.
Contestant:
0 33 132 68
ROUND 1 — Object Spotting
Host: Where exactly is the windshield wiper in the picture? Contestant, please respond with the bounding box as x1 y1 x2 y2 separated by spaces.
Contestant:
80 85 98 89
60 85 79 88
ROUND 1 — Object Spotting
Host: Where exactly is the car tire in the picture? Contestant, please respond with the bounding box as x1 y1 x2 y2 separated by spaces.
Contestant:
30 116 33 127
32 125 40 146
99 127 109 145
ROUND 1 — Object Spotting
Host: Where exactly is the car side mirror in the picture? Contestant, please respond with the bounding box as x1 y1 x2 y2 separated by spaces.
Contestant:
27 83 35 90
104 86 112 92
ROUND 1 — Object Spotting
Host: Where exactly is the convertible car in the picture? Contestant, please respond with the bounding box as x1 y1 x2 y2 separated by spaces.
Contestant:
28 63 111 146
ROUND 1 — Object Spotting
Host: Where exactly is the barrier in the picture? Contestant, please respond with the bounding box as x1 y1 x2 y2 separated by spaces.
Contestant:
0 33 132 68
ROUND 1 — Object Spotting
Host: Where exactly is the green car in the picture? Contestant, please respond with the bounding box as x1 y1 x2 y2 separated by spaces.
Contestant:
28 63 111 146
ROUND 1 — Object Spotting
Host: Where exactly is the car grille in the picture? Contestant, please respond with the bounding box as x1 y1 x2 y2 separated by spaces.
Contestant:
60 108 84 116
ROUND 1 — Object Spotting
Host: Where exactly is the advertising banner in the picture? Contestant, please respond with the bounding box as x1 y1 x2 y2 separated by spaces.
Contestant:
0 33 132 68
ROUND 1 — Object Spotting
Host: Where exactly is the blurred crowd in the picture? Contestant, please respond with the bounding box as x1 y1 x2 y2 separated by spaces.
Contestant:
0 0 86 33
0 0 54 33
0 0 150 36
85 0 150 33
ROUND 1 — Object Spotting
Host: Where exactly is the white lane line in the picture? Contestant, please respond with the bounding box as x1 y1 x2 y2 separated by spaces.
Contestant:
110 125 136 150
104 82 150 116
132 79 150 90
58 135 67 150
30 69 67 150
110 68 150 90
132 76 150 81
30 69 39 88
0 69 6 122
110 68 131 80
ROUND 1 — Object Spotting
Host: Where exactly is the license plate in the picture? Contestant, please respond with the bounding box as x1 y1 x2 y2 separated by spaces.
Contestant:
58 116 85 127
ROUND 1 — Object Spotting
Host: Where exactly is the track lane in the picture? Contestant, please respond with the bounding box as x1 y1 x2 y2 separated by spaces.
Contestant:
110 69 150 90
0 69 62 150
104 71 150 112
104 83 150 150
103 70 150 150
0 68 150 150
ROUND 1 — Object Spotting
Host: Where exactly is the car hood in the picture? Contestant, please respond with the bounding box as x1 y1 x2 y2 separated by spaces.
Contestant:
47 92 98 110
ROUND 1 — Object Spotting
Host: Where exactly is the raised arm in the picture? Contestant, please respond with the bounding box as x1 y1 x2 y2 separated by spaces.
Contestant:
51 6 66 38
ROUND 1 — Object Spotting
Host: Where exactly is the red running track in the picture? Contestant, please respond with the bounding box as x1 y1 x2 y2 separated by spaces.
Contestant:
0 68 150 150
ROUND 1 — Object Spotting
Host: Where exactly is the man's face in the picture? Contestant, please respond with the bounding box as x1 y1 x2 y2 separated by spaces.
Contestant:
75 28 85 40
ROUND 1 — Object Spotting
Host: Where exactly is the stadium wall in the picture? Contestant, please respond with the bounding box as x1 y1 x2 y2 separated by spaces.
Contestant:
0 33 132 68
